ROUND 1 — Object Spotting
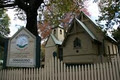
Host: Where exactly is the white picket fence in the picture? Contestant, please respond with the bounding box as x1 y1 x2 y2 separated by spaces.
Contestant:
0 55 120 80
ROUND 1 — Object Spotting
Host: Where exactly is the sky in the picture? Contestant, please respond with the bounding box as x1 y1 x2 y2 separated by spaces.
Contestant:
7 0 100 37
6 9 26 37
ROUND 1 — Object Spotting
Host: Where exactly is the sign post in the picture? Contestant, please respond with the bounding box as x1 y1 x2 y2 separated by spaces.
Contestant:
3 27 40 68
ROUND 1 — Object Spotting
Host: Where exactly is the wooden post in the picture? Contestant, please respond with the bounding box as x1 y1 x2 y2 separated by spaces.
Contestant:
3 38 9 68
36 36 41 68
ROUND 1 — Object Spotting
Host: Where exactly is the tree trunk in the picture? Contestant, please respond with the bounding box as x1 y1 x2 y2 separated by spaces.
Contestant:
14 0 43 36
26 10 38 36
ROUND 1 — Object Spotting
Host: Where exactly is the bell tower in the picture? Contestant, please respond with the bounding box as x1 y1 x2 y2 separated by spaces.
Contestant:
52 25 65 42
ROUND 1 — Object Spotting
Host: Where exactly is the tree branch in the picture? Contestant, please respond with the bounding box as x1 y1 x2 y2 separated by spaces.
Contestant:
0 3 16 8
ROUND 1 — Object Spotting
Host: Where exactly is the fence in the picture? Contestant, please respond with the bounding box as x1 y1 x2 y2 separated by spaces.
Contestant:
0 55 120 80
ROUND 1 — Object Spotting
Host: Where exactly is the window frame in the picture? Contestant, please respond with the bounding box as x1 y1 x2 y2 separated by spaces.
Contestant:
60 29 62 34
73 37 81 49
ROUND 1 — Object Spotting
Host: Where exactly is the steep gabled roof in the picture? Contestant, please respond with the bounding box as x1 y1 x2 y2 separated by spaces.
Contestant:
45 34 62 47
62 11 117 46
105 34 117 43
51 34 62 45
75 18 97 40
78 11 117 43
46 11 117 47
62 17 98 46
51 25 64 29
77 11 100 30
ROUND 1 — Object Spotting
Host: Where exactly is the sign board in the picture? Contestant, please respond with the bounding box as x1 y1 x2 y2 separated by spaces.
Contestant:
6 27 37 67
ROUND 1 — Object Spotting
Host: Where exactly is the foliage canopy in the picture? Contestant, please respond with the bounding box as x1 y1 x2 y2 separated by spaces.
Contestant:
97 0 120 30
0 9 10 36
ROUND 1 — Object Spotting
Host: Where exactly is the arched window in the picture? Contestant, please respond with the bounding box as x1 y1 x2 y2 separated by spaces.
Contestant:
60 30 62 34
73 37 81 48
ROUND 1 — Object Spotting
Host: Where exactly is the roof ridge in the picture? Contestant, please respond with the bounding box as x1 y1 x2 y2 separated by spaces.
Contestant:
75 18 97 40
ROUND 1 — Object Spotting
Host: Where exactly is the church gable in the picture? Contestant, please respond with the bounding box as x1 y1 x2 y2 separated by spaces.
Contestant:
78 12 104 42
63 17 97 46
78 12 117 43
77 12 89 22
62 29 98 63
76 18 97 40
62 12 102 63
66 19 84 36
64 30 93 50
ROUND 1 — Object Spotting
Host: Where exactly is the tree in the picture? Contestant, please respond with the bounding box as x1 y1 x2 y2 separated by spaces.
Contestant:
0 8 10 61
0 8 10 36
38 21 52 39
38 0 91 39
113 27 120 43
97 0 120 52
0 45 4 60
0 0 43 36
0 0 96 37
15 0 43 36
0 35 5 60
97 0 120 30
42 0 90 26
